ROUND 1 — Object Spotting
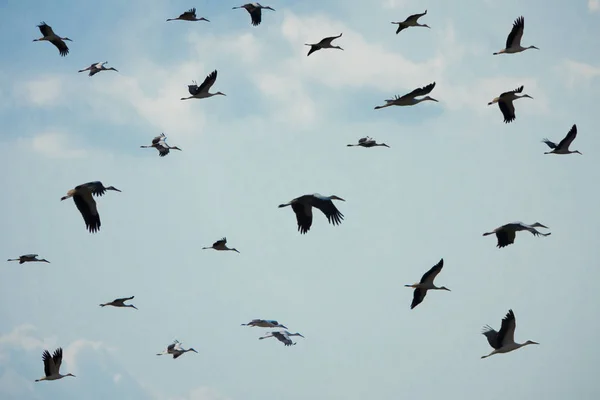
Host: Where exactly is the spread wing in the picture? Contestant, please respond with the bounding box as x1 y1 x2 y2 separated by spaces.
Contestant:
419 258 443 284
500 86 523 97
482 326 501 349
37 22 55 37
495 229 515 248
292 202 313 234
498 100 516 124
541 139 557 149
506 16 524 49
410 288 426 309
249 8 262 26
498 309 516 346
180 8 196 18
197 70 217 94
52 347 63 373
73 193 101 233
41 350 53 377
556 124 577 150
398 82 435 101
312 199 344 227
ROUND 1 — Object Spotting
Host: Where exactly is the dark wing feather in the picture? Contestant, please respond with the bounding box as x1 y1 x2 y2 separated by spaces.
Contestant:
157 146 170 157
482 326 501 349
405 10 427 23
419 258 443 283
37 22 54 37
249 8 262 26
396 24 408 34
556 124 577 150
52 38 69 57
495 230 515 248
42 350 52 377
291 202 312 234
500 86 523 97
498 100 515 123
272 332 293 346
505 16 524 49
187 83 200 95
198 70 217 93
541 139 557 149
73 194 101 233
312 199 344 226
411 288 425 309
399 82 435 100
307 45 319 56
496 309 516 346
181 8 196 18
52 348 63 372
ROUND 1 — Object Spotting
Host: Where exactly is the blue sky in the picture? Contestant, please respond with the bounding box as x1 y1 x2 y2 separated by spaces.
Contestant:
1 0 599 399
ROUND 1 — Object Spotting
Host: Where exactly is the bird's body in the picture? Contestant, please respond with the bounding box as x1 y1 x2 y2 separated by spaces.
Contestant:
233 3 275 26
35 348 75 382
202 237 240 253
241 319 287 329
391 10 430 34
100 296 137 309
278 194 345 234
542 124 581 155
259 330 304 346
481 309 539 359
405 258 450 309
375 82 438 109
157 340 198 359
488 85 533 123
33 22 72 57
167 8 209 22
140 133 182 157
181 70 226 100
7 254 50 264
305 33 343 56
483 222 550 248
78 62 118 77
493 16 539 55
60 182 121 233
347 136 389 148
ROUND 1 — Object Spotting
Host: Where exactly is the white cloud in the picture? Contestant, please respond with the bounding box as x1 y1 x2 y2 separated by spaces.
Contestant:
62 339 107 375
562 59 600 88
25 131 88 159
382 0 411 9
14 76 65 107
0 325 55 352
589 0 599 12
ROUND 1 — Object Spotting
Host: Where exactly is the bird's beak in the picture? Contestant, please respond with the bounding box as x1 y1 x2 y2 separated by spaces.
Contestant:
445 288 451 291
337 197 346 201
531 341 540 345
299 334 305 338
281 325 288 329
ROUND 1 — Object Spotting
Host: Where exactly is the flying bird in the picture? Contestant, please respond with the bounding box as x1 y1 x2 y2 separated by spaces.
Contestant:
140 133 182 157
278 194 345 234
405 258 450 309
7 254 50 264
487 85 533 123
35 348 75 382
374 82 438 109
493 16 539 55
241 319 287 329
233 3 275 26
157 340 198 359
181 70 226 100
33 22 72 57
167 8 209 22
78 62 118 77
259 331 304 346
100 296 137 310
483 222 550 248
391 10 430 34
347 136 390 148
481 309 539 359
60 182 121 233
542 124 581 155
305 33 343 56
202 237 240 253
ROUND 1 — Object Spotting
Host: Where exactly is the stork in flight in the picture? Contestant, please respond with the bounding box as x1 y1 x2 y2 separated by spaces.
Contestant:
157 340 198 359
483 222 550 248
375 82 438 109
493 16 539 55
233 3 275 26
35 348 75 382
33 22 72 57
279 194 345 234
481 309 539 359
305 33 343 56
181 70 226 100
405 258 450 309
202 237 240 253
347 136 390 148
542 124 581 155
391 10 430 34
7 254 50 264
259 331 304 346
140 133 182 157
488 85 533 123
241 319 287 329
167 8 210 22
61 182 121 233
100 296 137 310
78 62 118 77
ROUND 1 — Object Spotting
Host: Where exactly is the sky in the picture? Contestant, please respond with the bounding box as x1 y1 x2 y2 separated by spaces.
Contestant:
1 0 599 399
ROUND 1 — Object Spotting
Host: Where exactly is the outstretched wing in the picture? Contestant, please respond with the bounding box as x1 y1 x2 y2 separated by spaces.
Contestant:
52 347 63 373
495 229 515 248
410 288 426 309
419 258 443 284
180 8 197 18
312 199 344 227
405 10 427 24
249 8 262 26
317 33 342 46
556 124 577 150
291 202 313 234
506 16 524 49
498 309 516 346
399 82 436 101
541 139 557 149
481 325 501 349
500 86 523 98
37 22 55 37
41 350 53 377
198 70 218 94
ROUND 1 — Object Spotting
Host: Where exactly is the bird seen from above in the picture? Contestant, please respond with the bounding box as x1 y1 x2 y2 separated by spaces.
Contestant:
241 319 287 329
60 182 120 233
493 16 539 55
100 296 138 310
141 133 182 157
259 331 304 346
347 136 390 148
488 85 533 123
279 194 345 234
7 254 50 264
405 258 450 309
391 10 430 34
233 3 275 26
374 82 438 109
33 22 72 57
157 340 198 359
481 309 539 359
167 8 209 22
181 70 226 100
202 237 240 253
35 348 75 382
483 222 550 248
305 33 344 56
78 62 118 77
542 124 581 155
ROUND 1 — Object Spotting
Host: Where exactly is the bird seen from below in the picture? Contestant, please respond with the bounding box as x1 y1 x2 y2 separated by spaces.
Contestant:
542 124 581 155
374 82 438 109
33 22 72 57
405 258 450 309
141 133 182 157
481 309 539 359
100 296 138 310
259 331 304 346
391 10 430 34
202 237 240 253
181 70 226 100
78 62 118 77
7 254 50 264
233 3 275 26
305 33 343 56
483 222 550 248
61 182 120 233
279 194 345 234
241 319 287 329
347 136 390 148
488 85 533 123
167 8 209 22
157 340 198 359
35 348 75 382
493 16 539 55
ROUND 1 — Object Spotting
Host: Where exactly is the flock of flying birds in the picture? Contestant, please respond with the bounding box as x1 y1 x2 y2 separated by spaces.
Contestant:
7 3 584 384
